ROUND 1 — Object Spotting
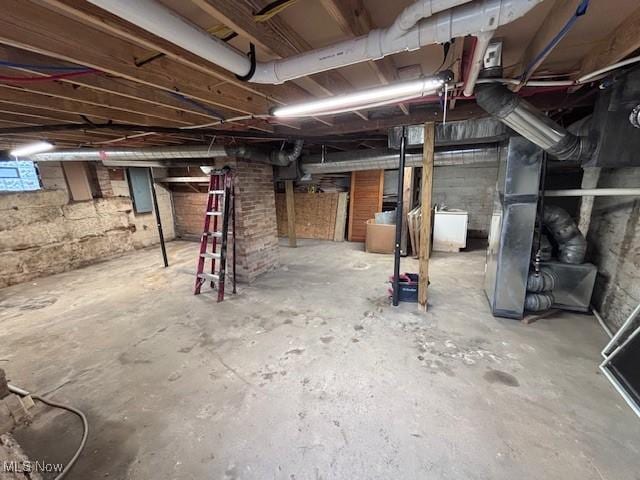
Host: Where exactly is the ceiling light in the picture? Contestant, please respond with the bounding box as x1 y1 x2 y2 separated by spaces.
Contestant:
272 74 450 118
10 141 54 157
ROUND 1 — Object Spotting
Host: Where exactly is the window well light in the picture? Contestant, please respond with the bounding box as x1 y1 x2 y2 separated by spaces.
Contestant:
10 141 54 157
272 73 451 118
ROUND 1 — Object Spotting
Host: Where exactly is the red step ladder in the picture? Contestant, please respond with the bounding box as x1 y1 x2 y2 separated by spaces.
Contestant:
194 167 236 301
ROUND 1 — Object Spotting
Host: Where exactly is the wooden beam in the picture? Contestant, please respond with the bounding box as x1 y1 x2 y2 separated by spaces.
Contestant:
0 44 236 121
285 180 297 248
0 87 177 126
193 0 368 121
418 122 434 312
578 5 640 76
0 0 281 116
0 72 202 127
319 0 408 115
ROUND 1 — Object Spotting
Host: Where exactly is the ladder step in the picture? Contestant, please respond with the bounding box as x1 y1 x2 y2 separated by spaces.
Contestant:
200 252 221 259
208 190 225 195
206 211 223 216
203 231 233 238
197 272 219 282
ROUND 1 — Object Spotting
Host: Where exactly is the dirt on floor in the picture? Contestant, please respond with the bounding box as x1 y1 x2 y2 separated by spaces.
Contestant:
0 239 638 480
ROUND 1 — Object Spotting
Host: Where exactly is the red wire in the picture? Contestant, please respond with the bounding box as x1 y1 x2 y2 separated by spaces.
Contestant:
0 70 97 83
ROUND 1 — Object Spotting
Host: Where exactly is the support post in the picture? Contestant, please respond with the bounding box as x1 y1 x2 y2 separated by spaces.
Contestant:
577 167 601 237
148 167 168 268
285 180 297 247
400 166 414 255
392 127 407 306
418 123 435 312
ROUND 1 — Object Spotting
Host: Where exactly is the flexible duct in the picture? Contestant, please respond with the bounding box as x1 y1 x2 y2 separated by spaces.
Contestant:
31 141 304 166
526 268 556 293
524 292 555 312
87 0 541 85
301 146 498 174
543 205 587 264
476 84 594 161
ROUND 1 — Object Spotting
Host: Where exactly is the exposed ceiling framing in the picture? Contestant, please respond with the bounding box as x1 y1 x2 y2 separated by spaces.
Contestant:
0 0 636 150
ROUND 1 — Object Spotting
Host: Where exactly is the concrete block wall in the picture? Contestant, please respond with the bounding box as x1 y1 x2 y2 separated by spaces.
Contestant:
432 163 498 237
172 159 279 283
587 167 640 331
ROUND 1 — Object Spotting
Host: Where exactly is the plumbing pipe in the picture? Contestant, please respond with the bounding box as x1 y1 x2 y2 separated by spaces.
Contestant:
592 305 613 339
463 31 495 96
88 0 541 84
87 0 252 76
475 84 594 161
544 188 640 197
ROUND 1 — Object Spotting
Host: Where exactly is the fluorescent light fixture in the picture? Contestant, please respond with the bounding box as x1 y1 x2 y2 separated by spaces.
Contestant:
10 141 54 157
272 77 446 118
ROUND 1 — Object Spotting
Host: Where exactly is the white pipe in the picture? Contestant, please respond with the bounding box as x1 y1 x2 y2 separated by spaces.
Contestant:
87 0 251 76
255 0 540 84
463 31 494 96
544 188 640 197
88 0 541 85
592 305 613 339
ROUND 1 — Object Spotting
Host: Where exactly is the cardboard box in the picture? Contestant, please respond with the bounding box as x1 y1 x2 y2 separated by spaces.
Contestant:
365 219 395 254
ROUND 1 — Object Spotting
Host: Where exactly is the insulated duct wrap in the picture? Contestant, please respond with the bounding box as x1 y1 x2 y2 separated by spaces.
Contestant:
543 205 587 264
476 85 593 162
526 268 556 293
301 146 498 174
32 142 304 166
524 292 555 312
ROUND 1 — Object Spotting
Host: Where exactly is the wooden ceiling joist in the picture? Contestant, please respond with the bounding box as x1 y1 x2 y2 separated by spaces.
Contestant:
192 0 368 121
0 0 280 118
34 0 312 106
319 0 409 115
0 87 183 127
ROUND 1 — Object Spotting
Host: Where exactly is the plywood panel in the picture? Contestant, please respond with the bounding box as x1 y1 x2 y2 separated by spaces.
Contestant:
348 169 383 242
276 192 340 240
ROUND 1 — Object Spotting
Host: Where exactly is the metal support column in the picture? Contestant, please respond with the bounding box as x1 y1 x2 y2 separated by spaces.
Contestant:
392 127 407 306
148 167 168 268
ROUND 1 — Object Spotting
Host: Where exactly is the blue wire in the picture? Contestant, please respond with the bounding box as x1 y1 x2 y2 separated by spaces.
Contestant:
521 0 590 80
0 60 90 71
168 91 225 120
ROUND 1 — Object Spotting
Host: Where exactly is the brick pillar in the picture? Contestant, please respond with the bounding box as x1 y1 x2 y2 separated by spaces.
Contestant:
232 159 279 282
171 159 279 283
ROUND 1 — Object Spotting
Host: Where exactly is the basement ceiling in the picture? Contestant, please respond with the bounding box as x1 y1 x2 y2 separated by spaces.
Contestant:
0 0 637 150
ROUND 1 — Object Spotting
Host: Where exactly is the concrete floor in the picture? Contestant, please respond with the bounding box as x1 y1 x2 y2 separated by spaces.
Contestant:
0 239 638 479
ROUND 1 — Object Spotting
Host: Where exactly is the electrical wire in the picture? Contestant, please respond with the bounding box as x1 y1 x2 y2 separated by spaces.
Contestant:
0 60 90 71
0 70 97 83
7 384 89 480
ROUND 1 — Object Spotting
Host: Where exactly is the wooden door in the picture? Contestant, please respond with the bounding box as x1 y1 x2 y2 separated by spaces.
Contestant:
348 169 384 242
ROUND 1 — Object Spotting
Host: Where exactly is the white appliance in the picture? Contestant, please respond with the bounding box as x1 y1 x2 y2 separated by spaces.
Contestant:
433 206 468 252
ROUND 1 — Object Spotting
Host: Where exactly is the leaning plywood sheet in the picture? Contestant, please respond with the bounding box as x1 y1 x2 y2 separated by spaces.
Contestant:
334 192 348 242
275 192 340 240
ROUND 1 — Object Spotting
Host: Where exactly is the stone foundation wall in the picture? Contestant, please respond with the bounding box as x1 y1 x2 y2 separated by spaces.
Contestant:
587 167 640 331
0 164 176 288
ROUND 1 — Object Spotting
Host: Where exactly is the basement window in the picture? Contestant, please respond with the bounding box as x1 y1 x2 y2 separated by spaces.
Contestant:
0 160 41 192
127 167 153 214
